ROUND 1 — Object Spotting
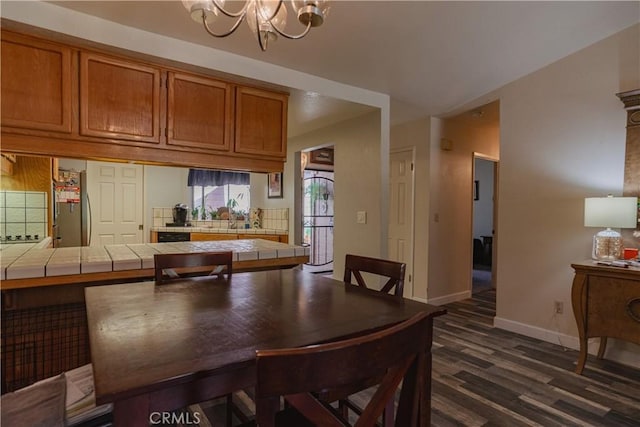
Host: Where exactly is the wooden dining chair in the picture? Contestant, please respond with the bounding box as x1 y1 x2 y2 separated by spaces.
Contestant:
334 254 407 425
153 251 233 284
154 251 238 426
252 311 430 427
343 254 406 297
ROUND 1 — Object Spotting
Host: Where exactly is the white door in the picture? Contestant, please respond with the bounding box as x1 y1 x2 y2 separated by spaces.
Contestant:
388 148 415 298
86 161 144 246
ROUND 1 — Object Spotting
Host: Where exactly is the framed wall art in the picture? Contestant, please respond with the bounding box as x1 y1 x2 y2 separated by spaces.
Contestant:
310 148 334 165
268 172 283 198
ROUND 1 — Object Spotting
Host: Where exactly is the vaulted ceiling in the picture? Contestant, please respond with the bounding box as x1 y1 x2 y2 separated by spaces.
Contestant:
30 1 640 134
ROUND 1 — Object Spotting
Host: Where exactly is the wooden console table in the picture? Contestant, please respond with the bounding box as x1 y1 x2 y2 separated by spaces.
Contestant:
571 261 640 374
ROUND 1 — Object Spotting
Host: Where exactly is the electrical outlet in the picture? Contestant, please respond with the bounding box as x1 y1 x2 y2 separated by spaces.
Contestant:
356 211 367 224
554 301 563 314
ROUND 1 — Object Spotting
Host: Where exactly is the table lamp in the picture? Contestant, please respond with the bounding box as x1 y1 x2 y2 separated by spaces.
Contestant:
584 195 638 260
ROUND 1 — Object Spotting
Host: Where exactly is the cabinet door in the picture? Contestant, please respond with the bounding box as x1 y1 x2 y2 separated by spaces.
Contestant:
587 277 640 344
167 72 232 151
234 87 287 158
80 52 161 144
190 233 238 241
238 234 281 242
1 32 73 133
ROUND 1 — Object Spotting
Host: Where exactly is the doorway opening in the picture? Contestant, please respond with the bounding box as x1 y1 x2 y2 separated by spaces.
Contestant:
300 147 335 275
472 155 497 293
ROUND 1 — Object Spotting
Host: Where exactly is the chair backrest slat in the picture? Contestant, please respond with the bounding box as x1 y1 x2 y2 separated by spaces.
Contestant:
255 311 431 427
344 254 406 297
153 251 233 284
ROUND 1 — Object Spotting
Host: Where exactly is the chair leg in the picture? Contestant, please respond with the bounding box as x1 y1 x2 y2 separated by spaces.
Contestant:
226 394 233 427
382 399 394 427
338 399 349 420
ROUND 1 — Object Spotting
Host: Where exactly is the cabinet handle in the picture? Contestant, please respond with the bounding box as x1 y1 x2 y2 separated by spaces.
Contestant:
626 298 640 323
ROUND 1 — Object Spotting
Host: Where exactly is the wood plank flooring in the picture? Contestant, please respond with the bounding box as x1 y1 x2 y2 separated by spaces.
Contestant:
187 289 640 426
426 290 640 426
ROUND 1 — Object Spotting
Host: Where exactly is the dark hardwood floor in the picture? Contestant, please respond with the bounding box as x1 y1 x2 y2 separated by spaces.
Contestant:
426 290 640 426
188 289 640 426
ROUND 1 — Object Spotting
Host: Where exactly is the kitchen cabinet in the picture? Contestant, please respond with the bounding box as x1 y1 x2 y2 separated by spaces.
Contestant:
80 52 162 144
190 233 237 241
237 234 288 243
235 86 287 158
167 72 233 151
1 154 16 176
1 28 287 172
157 232 289 243
1 31 73 134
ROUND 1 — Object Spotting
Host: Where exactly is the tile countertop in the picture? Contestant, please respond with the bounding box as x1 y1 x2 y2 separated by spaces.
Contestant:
151 226 288 235
0 239 310 281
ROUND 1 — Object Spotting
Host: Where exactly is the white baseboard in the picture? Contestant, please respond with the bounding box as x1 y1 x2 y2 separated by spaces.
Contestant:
426 290 471 306
494 316 640 369
412 294 640 369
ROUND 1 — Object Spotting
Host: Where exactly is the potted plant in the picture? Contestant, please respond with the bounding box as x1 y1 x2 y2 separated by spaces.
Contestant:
191 206 199 221
208 206 217 220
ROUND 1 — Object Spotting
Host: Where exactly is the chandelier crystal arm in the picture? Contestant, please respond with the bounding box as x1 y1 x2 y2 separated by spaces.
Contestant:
210 0 249 18
269 20 312 40
201 11 246 38
183 0 329 50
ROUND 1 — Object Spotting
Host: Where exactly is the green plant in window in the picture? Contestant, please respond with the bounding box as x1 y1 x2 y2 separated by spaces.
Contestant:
226 198 240 218
208 206 218 220
191 206 199 220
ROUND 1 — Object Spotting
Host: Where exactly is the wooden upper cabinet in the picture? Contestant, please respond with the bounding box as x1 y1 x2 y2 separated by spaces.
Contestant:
234 86 288 158
167 72 232 151
80 52 161 144
1 31 73 133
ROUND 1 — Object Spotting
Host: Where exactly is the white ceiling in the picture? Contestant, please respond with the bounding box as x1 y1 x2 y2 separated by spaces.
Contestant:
42 1 640 135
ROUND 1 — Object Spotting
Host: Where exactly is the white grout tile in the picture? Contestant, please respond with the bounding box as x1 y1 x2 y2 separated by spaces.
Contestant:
26 223 46 237
25 192 46 208
5 208 25 223
5 192 25 208
2 240 310 280
276 248 295 258
26 208 46 223
6 223 26 237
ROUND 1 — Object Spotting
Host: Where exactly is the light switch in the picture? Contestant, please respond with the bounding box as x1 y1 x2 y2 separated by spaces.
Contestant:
356 211 367 224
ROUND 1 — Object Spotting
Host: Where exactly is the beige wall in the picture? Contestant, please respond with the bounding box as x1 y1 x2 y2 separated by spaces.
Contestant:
284 112 383 279
495 24 640 366
427 103 500 302
389 118 431 300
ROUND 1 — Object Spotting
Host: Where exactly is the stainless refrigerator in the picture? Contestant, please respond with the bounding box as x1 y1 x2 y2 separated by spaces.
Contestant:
54 171 90 247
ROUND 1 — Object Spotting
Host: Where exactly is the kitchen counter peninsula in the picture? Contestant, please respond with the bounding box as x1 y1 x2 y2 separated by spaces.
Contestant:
0 239 309 290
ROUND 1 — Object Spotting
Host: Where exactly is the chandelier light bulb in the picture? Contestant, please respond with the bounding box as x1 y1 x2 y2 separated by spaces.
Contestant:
182 0 224 24
183 0 329 51
247 0 288 47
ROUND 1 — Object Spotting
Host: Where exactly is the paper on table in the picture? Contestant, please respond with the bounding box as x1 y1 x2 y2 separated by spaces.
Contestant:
65 364 94 407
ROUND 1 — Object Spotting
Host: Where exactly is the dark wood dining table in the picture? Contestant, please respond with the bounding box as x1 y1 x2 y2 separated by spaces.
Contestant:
85 268 446 426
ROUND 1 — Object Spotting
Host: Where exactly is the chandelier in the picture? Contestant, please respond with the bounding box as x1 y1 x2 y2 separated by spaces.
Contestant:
182 0 330 51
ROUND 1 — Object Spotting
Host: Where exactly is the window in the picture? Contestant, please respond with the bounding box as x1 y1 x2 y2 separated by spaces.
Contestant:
192 184 250 220
188 169 250 220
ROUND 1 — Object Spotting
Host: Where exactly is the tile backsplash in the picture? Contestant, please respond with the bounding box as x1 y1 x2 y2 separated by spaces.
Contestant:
152 207 289 231
0 191 48 239
261 208 289 231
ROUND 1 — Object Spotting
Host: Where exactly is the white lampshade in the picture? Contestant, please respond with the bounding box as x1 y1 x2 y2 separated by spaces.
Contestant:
584 196 638 228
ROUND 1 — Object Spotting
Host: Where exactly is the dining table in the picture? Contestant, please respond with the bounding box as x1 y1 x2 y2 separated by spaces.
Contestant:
85 268 447 426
